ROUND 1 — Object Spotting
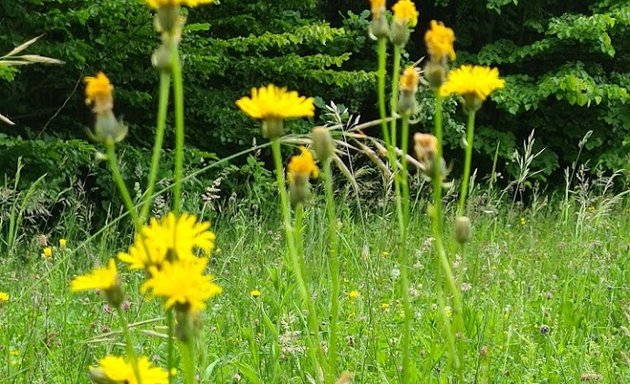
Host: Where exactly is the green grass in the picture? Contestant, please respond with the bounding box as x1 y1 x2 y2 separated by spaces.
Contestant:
1 194 629 383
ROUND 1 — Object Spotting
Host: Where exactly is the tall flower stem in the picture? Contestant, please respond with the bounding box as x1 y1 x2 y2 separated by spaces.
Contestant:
140 72 171 222
180 317 196 384
166 309 174 384
270 137 328 383
115 306 142 384
170 41 184 216
105 142 140 229
457 111 476 216
322 159 340 382
389 45 402 150
399 114 412 383
377 38 391 147
431 94 465 382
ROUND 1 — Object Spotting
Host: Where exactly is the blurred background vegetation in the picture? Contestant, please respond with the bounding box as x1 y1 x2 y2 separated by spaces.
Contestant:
0 0 628 228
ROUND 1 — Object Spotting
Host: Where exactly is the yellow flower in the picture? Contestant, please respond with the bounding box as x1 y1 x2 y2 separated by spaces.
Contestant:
89 355 168 384
42 246 53 258
399 66 420 93
520 217 526 225
287 147 319 185
380 303 390 310
348 290 360 299
444 306 452 318
250 289 262 298
369 0 386 17
392 0 418 27
425 20 456 61
0 292 8 302
439 65 505 102
59 239 67 249
413 133 438 162
84 72 113 108
141 257 222 313
236 84 315 120
146 0 215 10
118 237 167 271
70 259 119 292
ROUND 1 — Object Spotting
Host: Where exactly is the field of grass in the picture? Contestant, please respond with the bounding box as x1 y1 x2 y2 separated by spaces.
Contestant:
1 187 628 383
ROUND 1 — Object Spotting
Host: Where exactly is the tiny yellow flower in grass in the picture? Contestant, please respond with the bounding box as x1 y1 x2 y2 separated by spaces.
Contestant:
288 146 319 185
250 289 262 298
71 259 122 306
89 355 168 384
440 65 506 112
59 238 67 249
42 246 53 258
380 303 390 310
520 217 526 225
146 0 215 9
348 290 360 299
236 84 315 121
84 72 113 110
392 0 418 27
425 20 456 62
0 292 8 303
142 257 222 313
444 305 453 318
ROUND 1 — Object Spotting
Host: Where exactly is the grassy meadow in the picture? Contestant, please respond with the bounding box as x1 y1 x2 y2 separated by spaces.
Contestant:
1 185 628 383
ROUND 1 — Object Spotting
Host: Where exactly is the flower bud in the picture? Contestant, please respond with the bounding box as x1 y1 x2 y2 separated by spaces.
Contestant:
152 44 172 72
369 15 390 40
104 283 124 308
389 21 410 46
311 127 335 163
156 5 180 33
94 111 127 144
424 60 448 89
289 182 311 207
262 118 284 139
462 94 484 114
454 216 472 244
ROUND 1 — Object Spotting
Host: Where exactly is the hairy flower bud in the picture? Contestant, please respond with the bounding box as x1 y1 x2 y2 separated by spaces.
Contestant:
152 44 172 72
369 14 390 40
454 216 472 244
156 5 181 33
311 127 335 163
93 111 128 144
262 118 284 139
389 21 410 46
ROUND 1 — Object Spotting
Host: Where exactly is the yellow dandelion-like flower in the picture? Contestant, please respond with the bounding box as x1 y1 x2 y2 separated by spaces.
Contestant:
70 259 118 292
425 20 456 61
59 238 67 249
118 237 167 271
520 217 526 225
142 212 216 261
392 0 419 27
142 257 222 313
236 84 315 120
348 290 360 299
250 289 261 298
42 246 53 258
0 292 8 302
145 0 215 10
380 303 391 310
84 72 113 107
287 146 319 185
399 66 420 93
439 65 505 102
369 0 386 17
90 355 168 384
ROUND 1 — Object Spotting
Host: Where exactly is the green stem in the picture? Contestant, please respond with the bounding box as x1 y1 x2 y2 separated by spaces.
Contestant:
180 333 195 384
270 138 328 383
171 41 184 215
141 72 171 222
115 306 142 384
166 309 174 384
457 111 476 216
390 45 402 149
322 160 340 382
106 142 140 228
399 115 412 383
432 93 465 382
377 38 391 147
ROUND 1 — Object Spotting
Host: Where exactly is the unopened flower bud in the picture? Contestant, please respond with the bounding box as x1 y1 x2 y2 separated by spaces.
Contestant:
289 182 311 207
369 15 390 40
454 216 472 244
311 127 335 163
152 44 172 72
156 5 180 33
424 60 448 89
262 118 284 139
389 21 410 46
94 111 127 144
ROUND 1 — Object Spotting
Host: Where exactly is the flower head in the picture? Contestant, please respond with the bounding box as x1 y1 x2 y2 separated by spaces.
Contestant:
439 65 505 106
59 239 67 249
236 84 315 121
392 0 418 27
146 0 215 10
413 133 438 162
42 246 53 259
141 257 222 313
0 292 8 303
425 20 456 62
369 0 386 17
399 66 420 93
89 355 168 384
118 239 165 271
84 72 113 111
348 290 360 299
250 289 261 298
288 147 319 185
71 259 119 293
